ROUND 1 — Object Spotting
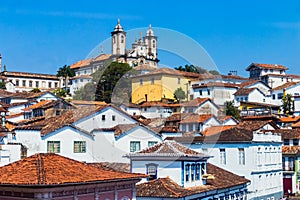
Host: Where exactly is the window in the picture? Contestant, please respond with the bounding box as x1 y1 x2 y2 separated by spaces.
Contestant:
199 90 202 96
295 93 300 96
264 69 268 73
236 98 239 102
239 148 245 165
146 164 157 180
207 89 210 95
151 77 154 84
74 141 86 153
48 82 52 88
148 141 158 147
112 115 116 121
245 97 248 102
35 81 39 88
220 149 226 164
102 115 106 121
280 70 283 74
15 80 19 86
178 78 180 84
22 80 26 87
185 164 190 181
47 141 60 153
130 141 140 152
270 69 274 73
54 82 58 88
293 139 299 146
272 94 276 100
195 164 200 180
201 163 206 175
191 164 195 181
29 81 33 87
278 93 283 99
140 79 143 85
121 35 124 43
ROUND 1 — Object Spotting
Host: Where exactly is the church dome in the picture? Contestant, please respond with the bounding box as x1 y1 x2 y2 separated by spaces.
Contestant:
114 19 124 32
146 24 154 36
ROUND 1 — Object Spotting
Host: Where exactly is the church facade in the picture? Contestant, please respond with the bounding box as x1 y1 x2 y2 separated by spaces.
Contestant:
70 19 159 95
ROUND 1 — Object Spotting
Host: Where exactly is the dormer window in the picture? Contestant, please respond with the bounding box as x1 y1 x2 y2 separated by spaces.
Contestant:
146 164 158 180
270 69 274 73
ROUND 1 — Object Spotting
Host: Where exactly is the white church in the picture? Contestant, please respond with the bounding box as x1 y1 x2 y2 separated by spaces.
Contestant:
69 20 159 95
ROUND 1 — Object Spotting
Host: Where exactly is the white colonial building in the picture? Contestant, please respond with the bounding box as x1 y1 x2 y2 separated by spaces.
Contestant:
126 140 249 200
12 104 162 163
171 120 283 200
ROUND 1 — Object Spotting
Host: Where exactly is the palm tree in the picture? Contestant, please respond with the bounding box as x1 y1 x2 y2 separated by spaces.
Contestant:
56 65 75 92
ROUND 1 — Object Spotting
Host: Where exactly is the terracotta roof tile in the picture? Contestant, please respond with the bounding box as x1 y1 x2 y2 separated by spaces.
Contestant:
276 129 300 139
70 100 107 106
160 126 179 133
279 116 300 123
179 114 213 124
3 71 59 80
220 75 249 80
136 163 249 198
0 153 146 185
89 162 130 173
140 101 180 108
270 82 300 91
165 113 190 122
70 58 93 69
15 105 109 135
282 146 300 154
192 82 239 89
238 120 278 131
23 100 52 111
292 121 300 128
202 125 235 136
233 88 256 96
183 98 211 107
135 68 202 78
246 63 288 71
127 140 207 158
239 80 260 88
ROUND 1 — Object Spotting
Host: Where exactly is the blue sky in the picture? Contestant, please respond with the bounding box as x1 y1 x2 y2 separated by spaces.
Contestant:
0 0 300 77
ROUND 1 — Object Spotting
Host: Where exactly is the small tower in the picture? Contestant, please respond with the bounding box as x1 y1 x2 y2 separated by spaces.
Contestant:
111 19 126 55
144 24 158 61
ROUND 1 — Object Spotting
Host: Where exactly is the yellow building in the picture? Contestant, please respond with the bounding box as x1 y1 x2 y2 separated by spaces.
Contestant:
131 68 200 104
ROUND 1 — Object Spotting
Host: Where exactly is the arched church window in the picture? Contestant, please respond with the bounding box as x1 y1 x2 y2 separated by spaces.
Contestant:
153 40 156 48
121 35 124 43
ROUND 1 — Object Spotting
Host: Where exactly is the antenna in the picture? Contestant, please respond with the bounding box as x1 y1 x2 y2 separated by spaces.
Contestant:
229 70 237 76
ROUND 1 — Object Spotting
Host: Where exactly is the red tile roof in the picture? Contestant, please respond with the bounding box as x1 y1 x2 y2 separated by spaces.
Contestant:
70 58 93 69
23 100 52 111
192 82 239 89
179 114 213 124
136 163 249 198
0 153 146 185
127 140 208 159
140 101 180 108
282 146 300 155
246 63 288 71
238 120 278 131
292 121 300 128
2 71 59 80
270 82 300 91
239 80 260 88
202 125 235 136
279 116 300 123
135 68 202 78
183 98 211 107
233 88 256 96
276 129 300 139
15 105 109 135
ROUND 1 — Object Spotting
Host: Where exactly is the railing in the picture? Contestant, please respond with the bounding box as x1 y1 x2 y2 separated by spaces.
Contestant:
240 110 272 117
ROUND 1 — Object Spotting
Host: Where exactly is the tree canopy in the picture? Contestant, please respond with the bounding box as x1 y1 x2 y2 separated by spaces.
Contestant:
56 65 75 91
173 87 186 102
73 61 134 104
282 93 294 115
0 81 6 90
224 101 240 120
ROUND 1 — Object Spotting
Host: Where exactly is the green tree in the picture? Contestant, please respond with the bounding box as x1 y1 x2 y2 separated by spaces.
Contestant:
56 65 75 92
175 64 208 74
174 87 186 102
0 81 6 90
208 70 220 75
224 101 240 119
95 62 132 103
30 88 41 93
53 88 67 97
282 93 294 115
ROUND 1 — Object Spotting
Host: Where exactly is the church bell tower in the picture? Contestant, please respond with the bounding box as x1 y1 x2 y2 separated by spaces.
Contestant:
111 19 126 56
